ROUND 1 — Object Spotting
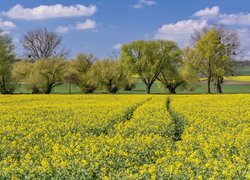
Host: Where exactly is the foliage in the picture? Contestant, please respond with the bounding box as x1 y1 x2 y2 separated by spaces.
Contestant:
0 30 16 94
181 47 199 91
190 30 229 93
92 59 126 93
123 78 136 91
64 53 97 93
156 41 183 94
121 40 171 94
13 57 65 94
13 60 41 93
191 25 239 93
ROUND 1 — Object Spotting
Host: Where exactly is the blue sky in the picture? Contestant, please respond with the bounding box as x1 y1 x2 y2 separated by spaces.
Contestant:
0 0 250 59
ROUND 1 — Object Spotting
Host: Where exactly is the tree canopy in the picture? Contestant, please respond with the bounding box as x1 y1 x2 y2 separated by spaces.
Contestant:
0 30 16 94
21 28 67 60
121 40 177 94
64 53 97 94
189 30 229 93
92 59 126 94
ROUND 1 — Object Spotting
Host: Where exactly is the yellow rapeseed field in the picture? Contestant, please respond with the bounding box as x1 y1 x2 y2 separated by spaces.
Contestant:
224 76 250 82
0 94 249 179
200 76 250 82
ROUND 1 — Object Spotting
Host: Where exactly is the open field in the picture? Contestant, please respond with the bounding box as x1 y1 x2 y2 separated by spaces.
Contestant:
0 94 249 179
224 76 250 82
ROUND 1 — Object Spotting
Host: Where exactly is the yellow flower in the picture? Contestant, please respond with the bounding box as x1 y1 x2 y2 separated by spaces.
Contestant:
41 159 49 168
81 159 88 166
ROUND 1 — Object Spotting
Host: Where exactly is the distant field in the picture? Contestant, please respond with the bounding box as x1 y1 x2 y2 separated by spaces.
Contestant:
0 94 249 178
224 76 250 82
235 66 250 76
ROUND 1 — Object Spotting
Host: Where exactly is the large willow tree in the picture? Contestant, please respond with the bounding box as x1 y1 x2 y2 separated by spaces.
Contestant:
121 40 177 94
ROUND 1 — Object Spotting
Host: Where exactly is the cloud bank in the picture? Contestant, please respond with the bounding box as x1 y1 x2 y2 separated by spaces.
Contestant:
0 18 16 29
2 4 97 20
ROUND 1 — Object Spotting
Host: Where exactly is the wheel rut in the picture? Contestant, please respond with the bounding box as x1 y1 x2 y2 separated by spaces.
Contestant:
166 97 185 141
103 97 153 135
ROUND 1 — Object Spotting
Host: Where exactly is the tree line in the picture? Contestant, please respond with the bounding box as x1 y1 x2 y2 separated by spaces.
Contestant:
0 25 241 94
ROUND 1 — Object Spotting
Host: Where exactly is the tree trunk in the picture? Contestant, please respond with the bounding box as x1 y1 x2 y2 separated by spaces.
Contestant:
216 82 222 93
107 83 118 94
45 84 53 94
146 84 152 94
83 85 96 94
168 86 177 94
124 84 132 91
32 86 41 94
207 77 211 94
109 87 118 94
69 83 72 94
216 78 223 94
1 76 6 94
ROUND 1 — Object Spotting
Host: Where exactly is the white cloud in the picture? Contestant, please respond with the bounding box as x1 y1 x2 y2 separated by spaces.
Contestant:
76 19 96 30
155 19 208 47
193 6 250 26
55 26 71 33
0 18 16 29
2 4 97 20
219 13 250 26
0 30 10 35
236 28 250 59
133 0 156 9
112 43 122 50
55 19 97 33
194 6 219 17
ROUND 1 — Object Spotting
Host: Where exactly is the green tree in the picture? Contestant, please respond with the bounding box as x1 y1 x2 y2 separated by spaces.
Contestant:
121 40 169 94
63 66 78 94
13 60 42 93
156 41 183 94
65 53 97 94
92 59 126 94
123 78 136 91
35 57 66 94
192 25 240 93
13 57 65 94
0 30 16 94
212 56 234 93
181 48 199 92
191 30 228 94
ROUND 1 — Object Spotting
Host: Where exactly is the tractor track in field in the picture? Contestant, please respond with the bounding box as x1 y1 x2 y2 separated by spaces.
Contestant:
102 97 153 135
166 97 185 141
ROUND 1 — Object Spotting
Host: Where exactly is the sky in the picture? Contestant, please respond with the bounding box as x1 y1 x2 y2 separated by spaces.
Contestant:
0 0 250 59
